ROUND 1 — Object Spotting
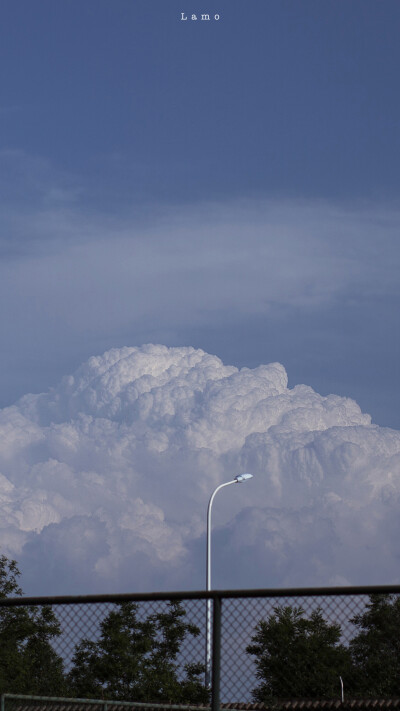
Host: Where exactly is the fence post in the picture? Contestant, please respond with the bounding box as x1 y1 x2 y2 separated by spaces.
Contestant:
211 593 222 711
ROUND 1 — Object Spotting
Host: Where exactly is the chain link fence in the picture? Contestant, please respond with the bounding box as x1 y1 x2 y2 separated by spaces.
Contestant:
1 586 400 709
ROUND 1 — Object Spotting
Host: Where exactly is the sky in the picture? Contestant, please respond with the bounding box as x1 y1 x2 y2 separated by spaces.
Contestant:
0 1 400 594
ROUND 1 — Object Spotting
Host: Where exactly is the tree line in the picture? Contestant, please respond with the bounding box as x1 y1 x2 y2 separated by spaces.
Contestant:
1 554 400 703
246 596 400 702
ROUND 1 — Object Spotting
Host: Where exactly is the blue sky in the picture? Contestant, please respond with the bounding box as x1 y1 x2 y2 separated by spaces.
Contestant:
1 0 400 428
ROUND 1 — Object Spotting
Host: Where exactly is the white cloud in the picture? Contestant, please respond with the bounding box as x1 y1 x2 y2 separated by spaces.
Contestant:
0 344 399 594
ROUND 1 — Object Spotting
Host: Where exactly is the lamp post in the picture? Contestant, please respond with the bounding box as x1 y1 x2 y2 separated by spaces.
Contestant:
205 472 254 689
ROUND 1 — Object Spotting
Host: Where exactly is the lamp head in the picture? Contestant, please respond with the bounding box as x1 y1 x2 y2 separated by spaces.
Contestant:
234 473 254 483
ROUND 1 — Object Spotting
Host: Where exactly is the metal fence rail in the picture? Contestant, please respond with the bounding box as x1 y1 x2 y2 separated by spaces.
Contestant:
1 586 400 710
1 694 211 711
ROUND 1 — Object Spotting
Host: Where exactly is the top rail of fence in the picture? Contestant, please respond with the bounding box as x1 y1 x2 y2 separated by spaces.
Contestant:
1 584 400 607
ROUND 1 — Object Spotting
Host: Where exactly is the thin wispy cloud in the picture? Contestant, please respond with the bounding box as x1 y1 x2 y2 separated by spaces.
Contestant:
0 154 399 428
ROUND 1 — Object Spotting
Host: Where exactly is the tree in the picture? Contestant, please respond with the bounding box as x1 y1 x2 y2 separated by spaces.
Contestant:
0 555 23 597
0 554 66 695
246 605 352 702
20 605 67 695
68 601 209 704
350 594 400 697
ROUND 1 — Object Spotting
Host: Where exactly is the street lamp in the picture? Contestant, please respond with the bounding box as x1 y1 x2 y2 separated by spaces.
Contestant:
205 472 254 689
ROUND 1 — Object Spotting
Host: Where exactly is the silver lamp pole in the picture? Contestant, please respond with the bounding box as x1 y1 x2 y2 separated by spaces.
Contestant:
205 472 254 689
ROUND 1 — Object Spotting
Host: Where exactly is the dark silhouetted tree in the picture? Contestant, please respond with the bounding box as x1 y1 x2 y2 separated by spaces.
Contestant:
350 594 400 697
246 605 352 702
68 601 209 704
0 554 66 695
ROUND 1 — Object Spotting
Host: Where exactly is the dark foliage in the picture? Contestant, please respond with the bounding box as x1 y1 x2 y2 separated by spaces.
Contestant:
0 555 66 695
246 605 353 702
349 594 400 697
67 600 209 704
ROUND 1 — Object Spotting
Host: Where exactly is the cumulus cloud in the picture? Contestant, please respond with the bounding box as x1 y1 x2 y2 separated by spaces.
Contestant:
0 344 399 594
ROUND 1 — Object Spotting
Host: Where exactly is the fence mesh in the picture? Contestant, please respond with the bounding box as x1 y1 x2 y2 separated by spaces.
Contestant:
1 588 400 707
49 598 207 679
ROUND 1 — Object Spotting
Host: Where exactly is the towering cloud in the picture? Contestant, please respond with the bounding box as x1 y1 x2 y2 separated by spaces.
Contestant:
0 345 398 594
